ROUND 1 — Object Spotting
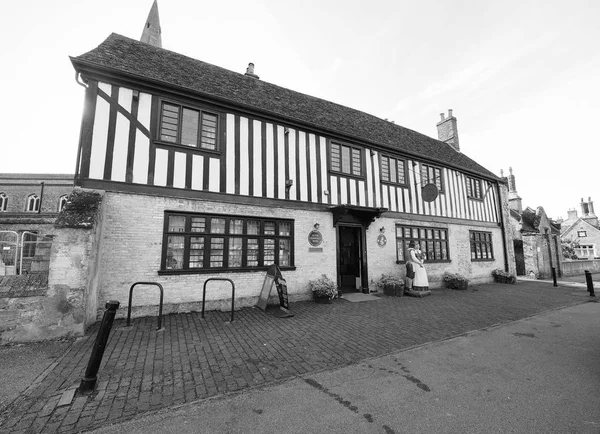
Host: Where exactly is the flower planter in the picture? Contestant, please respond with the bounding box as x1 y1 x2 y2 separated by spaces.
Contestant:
314 296 333 304
383 283 404 297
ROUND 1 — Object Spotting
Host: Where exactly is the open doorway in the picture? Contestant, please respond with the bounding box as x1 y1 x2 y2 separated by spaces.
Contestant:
337 225 364 293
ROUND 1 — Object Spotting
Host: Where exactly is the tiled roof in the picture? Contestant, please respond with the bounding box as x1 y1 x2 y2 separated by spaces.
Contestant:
71 33 500 180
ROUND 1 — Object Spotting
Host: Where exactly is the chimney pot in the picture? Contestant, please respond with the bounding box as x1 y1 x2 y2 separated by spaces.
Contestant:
245 63 260 79
448 109 453 117
440 113 445 121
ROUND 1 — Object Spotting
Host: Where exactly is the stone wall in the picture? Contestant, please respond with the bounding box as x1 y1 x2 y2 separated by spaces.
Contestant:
561 259 600 276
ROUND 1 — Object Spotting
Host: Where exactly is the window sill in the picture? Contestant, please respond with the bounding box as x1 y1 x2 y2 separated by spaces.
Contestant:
154 140 221 156
381 181 409 188
328 171 366 181
158 266 297 275
471 259 495 262
467 197 484 202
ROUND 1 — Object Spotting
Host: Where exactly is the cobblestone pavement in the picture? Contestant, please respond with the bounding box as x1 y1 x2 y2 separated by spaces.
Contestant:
0 281 592 433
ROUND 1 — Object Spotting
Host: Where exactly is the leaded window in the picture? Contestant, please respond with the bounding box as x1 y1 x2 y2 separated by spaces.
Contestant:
380 155 407 185
162 213 294 272
421 164 443 192
330 142 363 177
159 102 218 151
58 195 68 212
466 176 483 199
470 231 494 261
395 224 449 263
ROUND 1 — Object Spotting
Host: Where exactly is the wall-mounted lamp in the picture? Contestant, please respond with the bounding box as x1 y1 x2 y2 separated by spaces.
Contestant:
314 223 320 230
284 128 289 135
324 190 330 195
285 179 294 189
380 227 385 233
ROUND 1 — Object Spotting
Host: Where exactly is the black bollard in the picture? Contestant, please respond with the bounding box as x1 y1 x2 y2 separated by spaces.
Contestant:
78 300 120 394
584 270 596 297
551 267 557 287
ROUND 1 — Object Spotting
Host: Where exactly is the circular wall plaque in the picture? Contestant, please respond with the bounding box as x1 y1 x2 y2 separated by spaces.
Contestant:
377 234 387 247
308 230 323 246
421 183 439 202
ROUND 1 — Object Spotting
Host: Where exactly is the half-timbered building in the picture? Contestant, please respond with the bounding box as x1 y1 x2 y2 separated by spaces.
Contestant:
69 4 515 317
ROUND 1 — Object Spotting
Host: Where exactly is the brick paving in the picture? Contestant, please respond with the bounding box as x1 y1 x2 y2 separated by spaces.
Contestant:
0 280 591 433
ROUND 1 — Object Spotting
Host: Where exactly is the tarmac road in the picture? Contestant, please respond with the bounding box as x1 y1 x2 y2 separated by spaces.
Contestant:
92 301 600 434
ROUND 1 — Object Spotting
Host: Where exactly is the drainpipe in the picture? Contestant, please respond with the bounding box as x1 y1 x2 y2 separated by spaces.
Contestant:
495 182 510 272
38 182 45 214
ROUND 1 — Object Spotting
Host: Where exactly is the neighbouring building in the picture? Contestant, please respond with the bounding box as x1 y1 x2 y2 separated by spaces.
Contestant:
505 168 562 279
560 198 600 260
0 173 74 275
66 1 515 320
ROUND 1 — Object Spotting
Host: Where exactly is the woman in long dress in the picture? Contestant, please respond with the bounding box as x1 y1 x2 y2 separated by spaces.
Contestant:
407 241 429 291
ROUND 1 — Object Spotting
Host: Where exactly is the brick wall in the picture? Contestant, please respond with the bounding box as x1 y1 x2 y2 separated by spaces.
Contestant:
94 192 338 319
366 216 504 291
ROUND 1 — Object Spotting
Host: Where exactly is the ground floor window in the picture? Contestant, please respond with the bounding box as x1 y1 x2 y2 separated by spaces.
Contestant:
575 244 595 258
470 231 494 261
395 224 449 263
161 212 294 272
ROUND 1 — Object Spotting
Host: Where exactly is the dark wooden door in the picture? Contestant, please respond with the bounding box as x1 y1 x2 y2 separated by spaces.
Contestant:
514 240 526 276
338 226 361 292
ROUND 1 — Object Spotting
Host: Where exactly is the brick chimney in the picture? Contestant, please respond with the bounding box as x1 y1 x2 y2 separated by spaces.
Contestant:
436 109 460 152
580 197 599 228
245 63 260 79
506 167 522 213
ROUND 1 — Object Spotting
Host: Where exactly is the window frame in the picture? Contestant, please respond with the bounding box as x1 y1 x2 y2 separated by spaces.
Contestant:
577 230 587 238
470 230 494 261
395 224 450 264
156 100 220 153
160 212 295 274
420 164 444 193
0 193 7 212
26 194 40 212
329 141 364 178
380 154 407 186
466 176 483 200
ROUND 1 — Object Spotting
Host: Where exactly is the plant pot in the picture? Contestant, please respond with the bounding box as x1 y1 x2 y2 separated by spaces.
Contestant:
314 296 333 304
383 283 403 297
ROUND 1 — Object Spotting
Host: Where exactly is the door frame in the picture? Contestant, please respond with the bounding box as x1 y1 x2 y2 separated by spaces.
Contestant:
335 223 369 293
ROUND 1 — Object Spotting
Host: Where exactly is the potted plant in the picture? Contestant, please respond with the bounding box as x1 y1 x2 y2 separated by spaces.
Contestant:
308 274 338 303
443 272 469 290
376 274 404 297
492 268 516 284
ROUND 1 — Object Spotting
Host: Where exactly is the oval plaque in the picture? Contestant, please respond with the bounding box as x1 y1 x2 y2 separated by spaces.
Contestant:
422 183 439 202
308 230 323 247
377 234 387 247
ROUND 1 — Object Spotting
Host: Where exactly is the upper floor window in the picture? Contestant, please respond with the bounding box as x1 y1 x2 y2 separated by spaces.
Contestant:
161 212 294 272
330 142 363 177
26 194 40 212
395 224 449 263
380 155 406 185
577 230 587 238
466 176 483 199
470 231 494 261
0 193 7 211
58 195 69 212
421 164 443 192
159 101 218 151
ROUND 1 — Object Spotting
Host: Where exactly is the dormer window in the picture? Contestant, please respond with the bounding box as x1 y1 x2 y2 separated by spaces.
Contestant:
26 194 40 212
159 101 218 151
58 195 69 212
0 193 7 211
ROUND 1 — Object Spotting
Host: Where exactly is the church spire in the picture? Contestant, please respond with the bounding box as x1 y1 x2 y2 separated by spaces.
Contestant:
140 0 162 48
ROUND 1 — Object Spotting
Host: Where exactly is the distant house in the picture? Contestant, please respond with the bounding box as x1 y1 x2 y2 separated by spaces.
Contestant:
559 198 600 259
0 174 74 275
505 168 562 279
66 1 516 318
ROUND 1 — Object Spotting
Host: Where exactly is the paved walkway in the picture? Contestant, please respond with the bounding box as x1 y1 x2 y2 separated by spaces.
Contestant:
0 280 594 433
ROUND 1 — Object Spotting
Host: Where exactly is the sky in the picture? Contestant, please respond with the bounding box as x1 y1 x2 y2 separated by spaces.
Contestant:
1 0 598 220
